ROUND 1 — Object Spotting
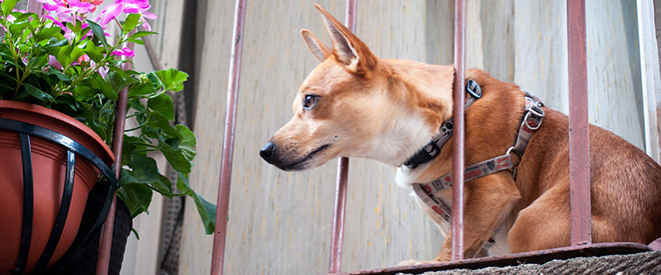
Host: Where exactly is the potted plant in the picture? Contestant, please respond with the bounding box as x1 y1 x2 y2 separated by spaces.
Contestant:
0 0 215 273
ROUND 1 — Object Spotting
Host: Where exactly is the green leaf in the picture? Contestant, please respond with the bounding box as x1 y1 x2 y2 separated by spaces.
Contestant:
65 22 78 33
24 83 54 103
117 181 153 218
124 13 141 32
131 228 140 240
148 93 174 120
159 141 192 173
106 66 138 93
51 93 80 116
151 175 174 198
30 55 49 71
8 16 29 38
192 192 217 234
74 78 115 101
155 69 188 92
47 68 71 81
1 0 17 16
129 82 156 97
99 81 117 101
177 173 217 234
128 31 157 40
176 124 197 161
80 109 106 139
83 39 104 62
73 85 95 101
128 97 147 113
53 45 74 68
86 19 109 48
38 27 63 43
122 135 147 156
14 12 36 25
121 155 161 184
127 31 156 44
147 111 181 138
70 46 86 66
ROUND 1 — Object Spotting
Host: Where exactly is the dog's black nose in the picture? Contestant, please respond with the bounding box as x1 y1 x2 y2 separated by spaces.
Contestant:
260 142 276 162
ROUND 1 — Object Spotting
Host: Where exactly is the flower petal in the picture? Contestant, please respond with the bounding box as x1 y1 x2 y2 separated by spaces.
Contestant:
142 11 157 20
49 55 63 70
111 47 135 57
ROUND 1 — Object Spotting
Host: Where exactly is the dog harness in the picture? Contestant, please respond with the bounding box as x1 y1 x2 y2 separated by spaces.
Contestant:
407 80 545 249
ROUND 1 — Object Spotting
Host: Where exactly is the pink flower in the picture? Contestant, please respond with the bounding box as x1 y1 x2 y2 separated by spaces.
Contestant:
65 0 96 14
49 55 63 70
38 0 95 23
35 0 65 12
140 10 156 31
95 3 122 26
43 14 64 28
111 47 135 57
95 0 157 29
119 0 150 14
78 54 90 64
94 62 109 78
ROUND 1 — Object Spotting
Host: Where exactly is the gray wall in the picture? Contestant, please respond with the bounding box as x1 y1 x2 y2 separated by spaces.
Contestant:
180 1 645 274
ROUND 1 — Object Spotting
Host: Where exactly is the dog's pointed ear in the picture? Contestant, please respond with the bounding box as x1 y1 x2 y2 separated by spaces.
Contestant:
301 29 331 63
315 4 377 75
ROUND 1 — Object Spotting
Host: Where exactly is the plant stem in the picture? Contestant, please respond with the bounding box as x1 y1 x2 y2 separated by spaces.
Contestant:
125 122 148 132
133 149 158 154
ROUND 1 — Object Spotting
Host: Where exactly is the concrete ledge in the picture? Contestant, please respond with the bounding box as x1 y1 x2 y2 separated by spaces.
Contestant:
415 250 661 275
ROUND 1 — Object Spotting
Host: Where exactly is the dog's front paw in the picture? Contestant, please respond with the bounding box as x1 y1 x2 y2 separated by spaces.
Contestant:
396 259 441 266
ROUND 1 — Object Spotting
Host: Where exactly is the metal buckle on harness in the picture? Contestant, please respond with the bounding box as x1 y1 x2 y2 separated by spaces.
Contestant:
505 146 515 157
505 146 519 167
524 107 544 130
466 79 482 99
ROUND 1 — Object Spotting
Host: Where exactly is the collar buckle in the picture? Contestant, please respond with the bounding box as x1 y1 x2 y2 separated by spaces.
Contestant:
466 79 482 99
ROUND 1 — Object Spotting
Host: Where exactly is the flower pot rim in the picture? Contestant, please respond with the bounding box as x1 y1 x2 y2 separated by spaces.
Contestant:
0 100 115 163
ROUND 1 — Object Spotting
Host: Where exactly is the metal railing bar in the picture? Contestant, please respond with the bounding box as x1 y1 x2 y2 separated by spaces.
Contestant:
138 25 165 72
451 0 467 261
210 0 247 274
567 0 592 246
329 156 350 273
96 35 136 275
26 1 43 15
328 1 356 273
34 150 76 273
16 133 33 274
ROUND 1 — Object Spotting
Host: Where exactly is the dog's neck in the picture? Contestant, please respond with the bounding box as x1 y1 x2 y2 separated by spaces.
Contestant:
358 60 457 176
388 67 523 187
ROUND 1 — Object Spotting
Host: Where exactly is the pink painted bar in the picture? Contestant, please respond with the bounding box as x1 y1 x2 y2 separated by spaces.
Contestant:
567 0 592 246
96 37 135 275
329 1 357 273
451 0 467 261
210 0 248 274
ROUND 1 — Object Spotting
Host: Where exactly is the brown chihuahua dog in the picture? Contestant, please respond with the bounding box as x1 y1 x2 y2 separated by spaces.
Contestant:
260 4 661 264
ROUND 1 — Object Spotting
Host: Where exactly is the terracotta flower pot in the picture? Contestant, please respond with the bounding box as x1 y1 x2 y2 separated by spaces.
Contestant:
0 100 114 274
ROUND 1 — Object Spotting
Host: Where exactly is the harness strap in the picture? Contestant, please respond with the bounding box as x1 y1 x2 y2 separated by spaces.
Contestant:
411 91 545 250
412 154 515 223
403 80 482 168
511 92 545 161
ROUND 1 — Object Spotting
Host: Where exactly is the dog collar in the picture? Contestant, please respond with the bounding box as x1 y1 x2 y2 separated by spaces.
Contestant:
402 79 482 169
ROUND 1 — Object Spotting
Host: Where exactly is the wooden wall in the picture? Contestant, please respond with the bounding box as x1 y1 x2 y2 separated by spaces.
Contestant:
179 0 646 274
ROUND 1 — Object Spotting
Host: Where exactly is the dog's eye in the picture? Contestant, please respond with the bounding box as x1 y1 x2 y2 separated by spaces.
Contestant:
303 95 319 110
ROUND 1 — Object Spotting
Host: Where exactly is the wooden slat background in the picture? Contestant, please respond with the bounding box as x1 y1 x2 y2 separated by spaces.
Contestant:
179 1 645 274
